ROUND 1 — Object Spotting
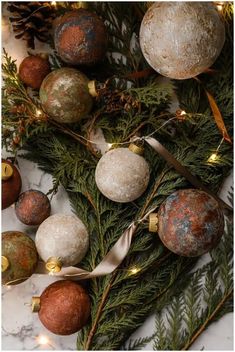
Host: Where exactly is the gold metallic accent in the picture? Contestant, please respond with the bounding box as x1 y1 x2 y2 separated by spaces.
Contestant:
32 296 41 312
2 162 13 181
88 80 98 97
128 143 144 156
45 257 62 273
71 1 88 9
2 256 10 272
149 213 159 233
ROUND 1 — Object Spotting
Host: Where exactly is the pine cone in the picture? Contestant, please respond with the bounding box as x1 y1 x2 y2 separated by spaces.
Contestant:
7 2 56 49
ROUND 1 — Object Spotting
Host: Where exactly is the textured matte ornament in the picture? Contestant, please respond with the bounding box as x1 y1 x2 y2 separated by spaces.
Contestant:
95 148 150 203
54 9 107 66
35 214 89 270
157 189 224 257
2 231 38 285
39 68 93 123
15 190 51 226
19 55 51 89
33 280 90 335
2 159 22 210
139 2 225 79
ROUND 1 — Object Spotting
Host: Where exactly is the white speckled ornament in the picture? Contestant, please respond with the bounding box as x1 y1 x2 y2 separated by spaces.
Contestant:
35 214 89 269
95 147 150 203
139 2 225 79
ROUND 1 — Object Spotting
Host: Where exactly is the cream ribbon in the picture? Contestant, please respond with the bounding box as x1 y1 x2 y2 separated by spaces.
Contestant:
34 209 154 280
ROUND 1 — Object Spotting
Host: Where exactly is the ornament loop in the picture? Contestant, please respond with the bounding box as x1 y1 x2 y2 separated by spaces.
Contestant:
46 257 62 273
31 296 41 312
88 80 98 97
129 143 144 156
149 213 158 232
1 256 10 272
2 162 13 181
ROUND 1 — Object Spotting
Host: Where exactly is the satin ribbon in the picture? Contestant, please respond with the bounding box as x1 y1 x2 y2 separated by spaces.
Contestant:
34 210 154 280
145 137 232 213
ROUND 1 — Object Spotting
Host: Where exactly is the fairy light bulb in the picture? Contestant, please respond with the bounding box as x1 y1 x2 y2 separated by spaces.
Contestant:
107 143 113 150
215 2 224 12
129 266 141 275
37 335 49 345
35 109 42 117
208 153 218 162
51 1 57 7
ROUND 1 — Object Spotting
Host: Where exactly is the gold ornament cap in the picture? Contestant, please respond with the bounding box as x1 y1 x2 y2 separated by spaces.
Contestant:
149 213 159 232
2 256 10 272
31 296 41 312
128 143 144 156
88 80 98 97
2 162 13 181
45 257 62 273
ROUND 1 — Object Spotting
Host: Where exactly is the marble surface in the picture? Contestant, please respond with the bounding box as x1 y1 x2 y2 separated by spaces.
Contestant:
1 4 233 351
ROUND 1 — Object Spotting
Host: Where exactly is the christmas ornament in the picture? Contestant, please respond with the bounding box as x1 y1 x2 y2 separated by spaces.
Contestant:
139 2 225 79
149 189 224 257
7 2 56 49
54 9 107 66
2 231 38 285
40 68 96 123
15 190 51 226
2 160 22 210
32 280 90 335
35 214 89 272
19 55 51 89
95 144 150 203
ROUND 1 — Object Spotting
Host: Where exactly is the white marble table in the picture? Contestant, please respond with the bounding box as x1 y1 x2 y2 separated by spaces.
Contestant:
2 6 233 351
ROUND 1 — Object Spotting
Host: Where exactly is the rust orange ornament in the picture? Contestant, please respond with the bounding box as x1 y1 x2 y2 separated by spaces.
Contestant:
19 55 51 89
2 159 22 210
32 280 90 335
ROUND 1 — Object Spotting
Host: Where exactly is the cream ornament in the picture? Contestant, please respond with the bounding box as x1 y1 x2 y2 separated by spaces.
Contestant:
35 214 89 272
139 2 225 79
95 145 150 203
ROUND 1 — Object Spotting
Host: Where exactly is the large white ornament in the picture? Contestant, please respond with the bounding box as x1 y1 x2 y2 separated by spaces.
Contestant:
95 147 150 203
139 2 225 79
35 214 89 269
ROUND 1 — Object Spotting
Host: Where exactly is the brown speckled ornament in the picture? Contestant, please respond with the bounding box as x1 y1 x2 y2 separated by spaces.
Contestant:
157 189 224 257
19 55 51 89
39 68 93 123
15 190 51 226
54 9 107 66
2 159 22 210
2 231 38 285
95 147 150 203
33 280 90 335
140 2 225 79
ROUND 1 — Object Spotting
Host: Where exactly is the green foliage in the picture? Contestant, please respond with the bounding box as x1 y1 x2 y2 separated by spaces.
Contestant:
131 216 233 351
2 2 233 351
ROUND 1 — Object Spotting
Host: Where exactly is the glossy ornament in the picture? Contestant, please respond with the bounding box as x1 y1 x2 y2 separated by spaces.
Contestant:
19 55 51 89
35 214 89 272
157 189 224 257
39 68 94 123
54 9 107 66
2 231 38 285
2 160 22 210
95 146 150 203
139 2 225 79
15 190 51 226
32 280 90 335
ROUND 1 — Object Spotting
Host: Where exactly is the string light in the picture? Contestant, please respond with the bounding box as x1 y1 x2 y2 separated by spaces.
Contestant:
51 1 57 7
107 143 113 149
215 2 224 12
208 137 224 163
37 335 49 345
129 266 141 275
35 109 43 117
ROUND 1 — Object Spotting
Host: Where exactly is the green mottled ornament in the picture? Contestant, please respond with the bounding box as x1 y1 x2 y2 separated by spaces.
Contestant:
2 231 38 285
39 68 96 123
